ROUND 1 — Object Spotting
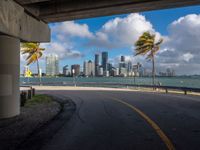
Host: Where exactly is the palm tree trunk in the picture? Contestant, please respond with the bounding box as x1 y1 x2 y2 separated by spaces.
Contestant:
36 58 41 84
36 58 40 77
152 54 155 86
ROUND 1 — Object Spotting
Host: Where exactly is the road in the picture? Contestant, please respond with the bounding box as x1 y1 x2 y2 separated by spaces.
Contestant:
36 88 200 150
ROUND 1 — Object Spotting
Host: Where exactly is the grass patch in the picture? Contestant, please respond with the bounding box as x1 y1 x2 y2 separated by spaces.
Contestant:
25 94 53 106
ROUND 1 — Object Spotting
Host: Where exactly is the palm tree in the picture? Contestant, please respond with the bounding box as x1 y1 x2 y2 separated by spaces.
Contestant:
21 43 45 78
135 32 163 85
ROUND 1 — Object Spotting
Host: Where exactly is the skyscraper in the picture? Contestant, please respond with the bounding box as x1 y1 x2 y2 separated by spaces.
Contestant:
120 55 126 68
119 55 126 75
63 65 70 76
95 54 100 76
71 64 80 77
84 60 95 77
102 52 108 76
121 56 125 62
88 60 95 76
46 54 59 76
127 61 132 76
83 61 88 76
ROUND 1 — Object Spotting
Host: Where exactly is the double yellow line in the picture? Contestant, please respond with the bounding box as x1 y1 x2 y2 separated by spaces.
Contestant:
99 93 175 150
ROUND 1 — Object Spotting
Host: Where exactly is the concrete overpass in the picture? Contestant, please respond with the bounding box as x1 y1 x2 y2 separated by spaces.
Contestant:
0 0 200 118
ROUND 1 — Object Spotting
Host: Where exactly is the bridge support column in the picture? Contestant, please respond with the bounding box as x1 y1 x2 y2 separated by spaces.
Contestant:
0 35 20 118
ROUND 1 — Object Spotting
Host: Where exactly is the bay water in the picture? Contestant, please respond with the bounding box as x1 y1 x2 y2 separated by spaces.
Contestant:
20 76 200 88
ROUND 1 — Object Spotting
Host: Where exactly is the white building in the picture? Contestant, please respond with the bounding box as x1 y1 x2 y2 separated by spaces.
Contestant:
83 60 95 77
116 68 119 76
46 54 59 76
63 65 70 76
39 68 42 77
99 67 104 76
106 71 109 77
120 67 127 77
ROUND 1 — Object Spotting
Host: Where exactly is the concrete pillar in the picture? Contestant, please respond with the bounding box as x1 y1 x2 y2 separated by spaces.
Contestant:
0 35 20 118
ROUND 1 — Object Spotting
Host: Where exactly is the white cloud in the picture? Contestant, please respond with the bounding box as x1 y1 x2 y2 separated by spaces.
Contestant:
166 14 200 54
41 42 83 59
51 21 93 39
182 53 194 62
87 13 161 49
157 14 200 74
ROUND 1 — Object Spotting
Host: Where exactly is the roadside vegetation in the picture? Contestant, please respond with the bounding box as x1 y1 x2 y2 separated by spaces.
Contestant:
25 94 53 107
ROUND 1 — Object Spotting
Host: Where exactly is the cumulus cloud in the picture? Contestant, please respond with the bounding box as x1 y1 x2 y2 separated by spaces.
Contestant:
40 21 89 60
157 14 200 74
41 42 84 59
87 13 161 49
51 21 93 39
165 14 200 53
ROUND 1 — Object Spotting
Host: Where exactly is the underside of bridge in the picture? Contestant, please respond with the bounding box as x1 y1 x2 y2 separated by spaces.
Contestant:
0 0 200 118
15 0 200 22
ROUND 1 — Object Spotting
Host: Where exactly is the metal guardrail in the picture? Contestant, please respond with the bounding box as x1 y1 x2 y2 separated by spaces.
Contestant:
21 81 200 95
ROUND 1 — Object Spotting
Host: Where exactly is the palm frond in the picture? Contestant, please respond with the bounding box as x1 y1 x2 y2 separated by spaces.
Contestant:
21 43 38 49
21 42 45 66
134 31 162 59
155 38 163 46
26 53 34 60
27 54 37 65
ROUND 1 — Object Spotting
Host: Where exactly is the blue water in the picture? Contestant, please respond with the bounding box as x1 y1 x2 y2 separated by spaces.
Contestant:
20 76 200 88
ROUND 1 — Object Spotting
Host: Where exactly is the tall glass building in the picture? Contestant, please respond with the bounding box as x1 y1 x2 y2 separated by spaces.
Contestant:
95 54 99 76
102 52 108 75
46 54 59 76
71 64 80 77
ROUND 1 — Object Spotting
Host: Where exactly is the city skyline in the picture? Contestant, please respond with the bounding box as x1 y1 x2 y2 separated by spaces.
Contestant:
20 5 200 75
23 51 176 78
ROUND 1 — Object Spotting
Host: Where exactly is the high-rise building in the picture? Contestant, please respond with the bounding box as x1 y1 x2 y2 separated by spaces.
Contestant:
102 52 108 75
88 60 95 76
99 67 104 76
116 68 119 76
39 68 42 77
110 67 119 77
120 67 127 77
46 54 59 76
172 69 176 76
166 68 176 77
119 56 126 74
83 60 95 76
63 65 70 76
71 64 80 77
121 56 125 62
95 54 100 76
127 61 132 76
83 61 88 76
107 63 112 75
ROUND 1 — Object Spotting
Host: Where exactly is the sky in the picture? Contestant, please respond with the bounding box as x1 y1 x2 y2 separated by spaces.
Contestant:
20 5 200 75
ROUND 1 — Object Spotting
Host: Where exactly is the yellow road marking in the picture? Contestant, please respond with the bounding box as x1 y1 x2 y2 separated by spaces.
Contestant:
102 94 175 150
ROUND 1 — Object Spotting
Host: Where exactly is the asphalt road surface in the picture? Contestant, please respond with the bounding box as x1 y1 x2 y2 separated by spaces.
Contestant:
36 89 200 150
